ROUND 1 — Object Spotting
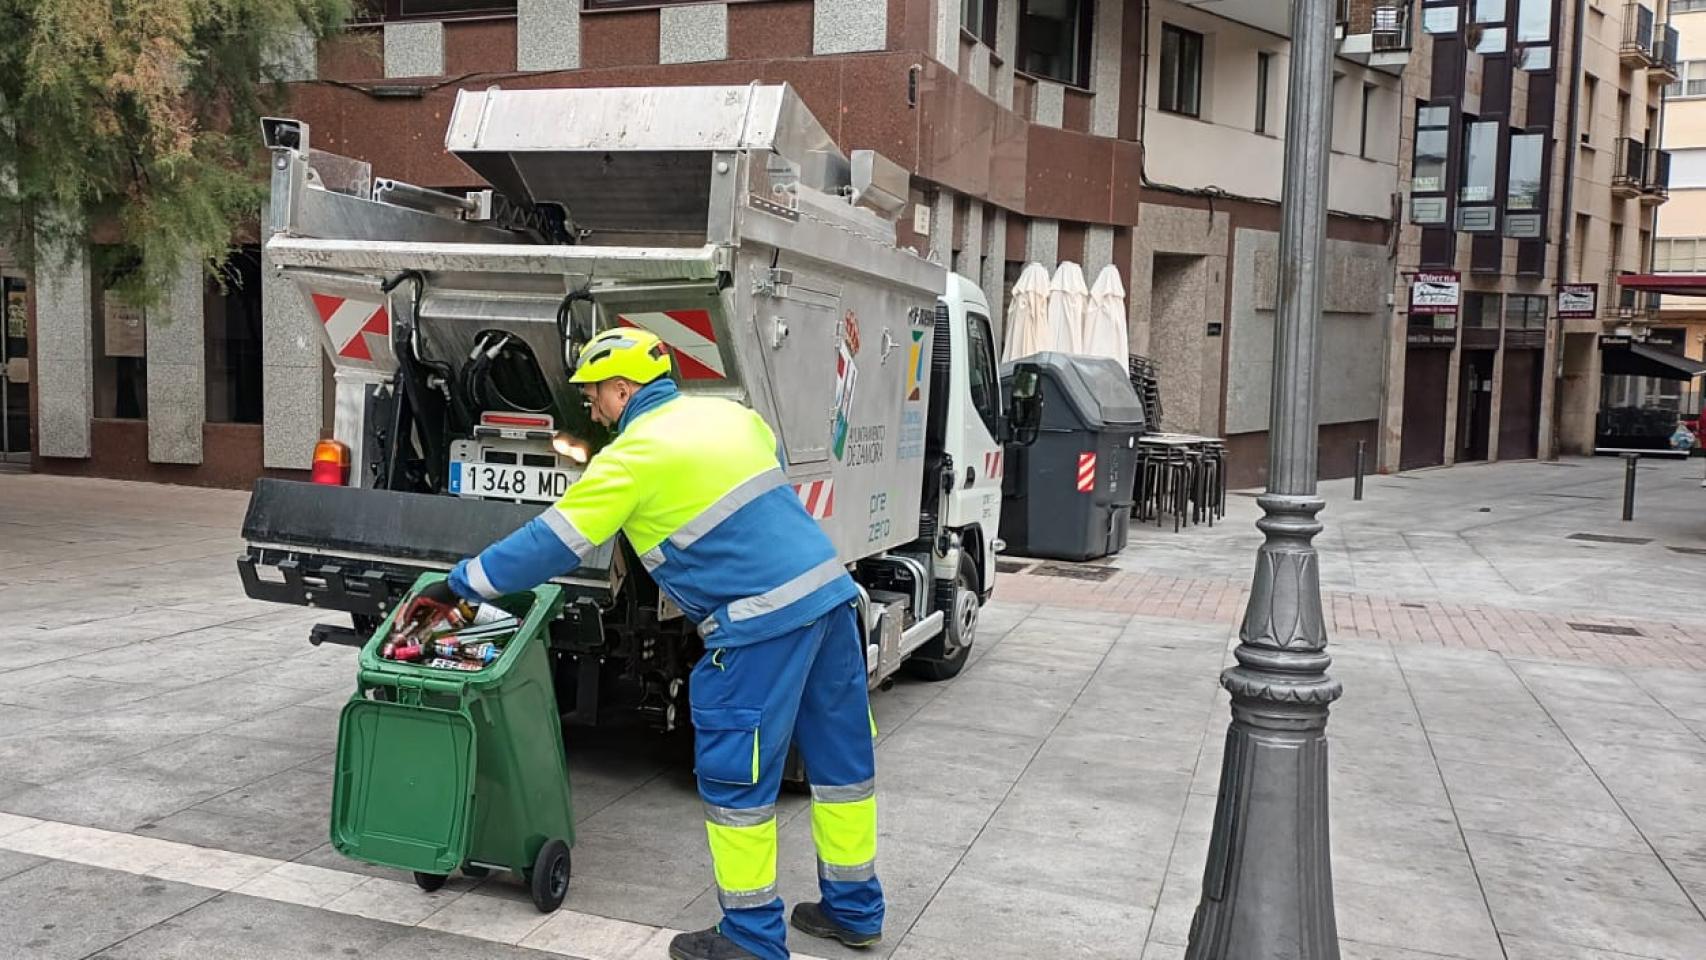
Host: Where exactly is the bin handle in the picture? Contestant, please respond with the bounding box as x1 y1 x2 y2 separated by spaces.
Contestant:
357 668 469 707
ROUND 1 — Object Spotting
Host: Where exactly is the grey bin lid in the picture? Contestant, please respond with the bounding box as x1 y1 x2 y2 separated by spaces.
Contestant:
1001 352 1146 431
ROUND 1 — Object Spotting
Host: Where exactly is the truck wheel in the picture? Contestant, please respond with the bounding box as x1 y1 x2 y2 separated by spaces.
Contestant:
530 839 571 912
904 556 978 682
413 871 448 892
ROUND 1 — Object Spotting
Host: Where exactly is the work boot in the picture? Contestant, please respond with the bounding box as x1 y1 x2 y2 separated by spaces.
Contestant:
668 926 762 960
789 901 882 949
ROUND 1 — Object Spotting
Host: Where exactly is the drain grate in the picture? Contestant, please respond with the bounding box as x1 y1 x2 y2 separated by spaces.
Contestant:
1668 546 1706 557
1400 602 1426 610
1568 622 1644 638
995 560 1034 574
1567 533 1654 545
1030 563 1119 582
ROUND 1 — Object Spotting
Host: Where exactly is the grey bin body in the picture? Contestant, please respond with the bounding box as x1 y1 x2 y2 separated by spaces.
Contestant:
999 352 1146 562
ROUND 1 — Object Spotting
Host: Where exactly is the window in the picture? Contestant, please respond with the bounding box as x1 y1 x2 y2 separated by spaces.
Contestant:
1361 84 1377 158
1676 0 1706 10
1519 45 1551 70
1255 52 1271 134
1475 26 1508 53
92 246 147 421
966 313 1001 437
1019 0 1094 88
1507 132 1545 210
1414 104 1452 193
1515 0 1550 41
1461 119 1500 202
1688 62 1706 97
1503 294 1548 329
1669 148 1706 187
1656 237 1706 272
1473 0 1505 22
1618 90 1631 139
207 248 264 424
1583 75 1599 142
962 0 998 45
1463 292 1501 328
388 0 512 16
1424 4 1459 33
1159 24 1204 117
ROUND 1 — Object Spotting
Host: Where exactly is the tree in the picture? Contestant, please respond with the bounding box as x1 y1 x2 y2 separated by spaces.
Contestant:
0 0 350 303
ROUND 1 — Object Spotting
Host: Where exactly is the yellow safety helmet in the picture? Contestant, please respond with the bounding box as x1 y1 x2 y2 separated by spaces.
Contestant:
568 327 673 385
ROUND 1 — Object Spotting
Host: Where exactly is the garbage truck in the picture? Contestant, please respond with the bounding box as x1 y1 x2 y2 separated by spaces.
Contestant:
239 83 1044 736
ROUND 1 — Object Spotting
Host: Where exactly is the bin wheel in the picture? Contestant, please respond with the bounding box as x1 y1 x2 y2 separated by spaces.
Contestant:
413 871 448 892
904 555 979 682
530 839 571 913
461 864 489 879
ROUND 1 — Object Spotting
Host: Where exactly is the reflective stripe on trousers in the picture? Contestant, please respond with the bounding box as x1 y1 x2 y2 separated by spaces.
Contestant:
810 778 877 883
704 802 779 911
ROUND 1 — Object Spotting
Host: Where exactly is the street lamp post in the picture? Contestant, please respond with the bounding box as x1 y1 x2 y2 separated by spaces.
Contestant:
1184 0 1342 954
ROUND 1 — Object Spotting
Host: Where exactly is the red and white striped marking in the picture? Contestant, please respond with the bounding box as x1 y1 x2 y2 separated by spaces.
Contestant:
983 450 1004 480
616 310 726 381
1076 452 1097 493
793 480 835 519
310 293 389 362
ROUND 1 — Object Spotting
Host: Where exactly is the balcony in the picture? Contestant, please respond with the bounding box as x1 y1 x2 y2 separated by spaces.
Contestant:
1338 0 1413 67
1623 3 1658 68
1615 284 1663 320
1613 137 1649 199
1652 23 1680 84
1643 148 1672 205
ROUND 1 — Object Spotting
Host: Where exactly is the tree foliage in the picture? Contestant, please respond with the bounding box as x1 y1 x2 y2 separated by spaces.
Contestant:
0 0 349 302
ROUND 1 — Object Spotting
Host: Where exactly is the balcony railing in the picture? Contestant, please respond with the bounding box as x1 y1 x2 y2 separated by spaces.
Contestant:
1644 148 1672 204
1616 284 1662 318
1623 2 1657 67
1653 23 1681 83
1614 137 1648 198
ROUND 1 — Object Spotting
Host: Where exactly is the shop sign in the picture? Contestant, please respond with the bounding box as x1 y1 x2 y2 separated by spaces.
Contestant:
1557 283 1598 319
1409 271 1461 315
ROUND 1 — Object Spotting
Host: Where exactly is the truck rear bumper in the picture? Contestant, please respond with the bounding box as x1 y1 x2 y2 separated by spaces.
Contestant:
238 479 616 622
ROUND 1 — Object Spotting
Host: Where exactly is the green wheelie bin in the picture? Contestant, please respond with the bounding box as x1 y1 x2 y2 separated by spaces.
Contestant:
330 573 575 912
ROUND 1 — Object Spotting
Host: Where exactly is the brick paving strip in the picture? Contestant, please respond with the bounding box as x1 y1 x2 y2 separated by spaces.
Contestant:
998 563 1706 670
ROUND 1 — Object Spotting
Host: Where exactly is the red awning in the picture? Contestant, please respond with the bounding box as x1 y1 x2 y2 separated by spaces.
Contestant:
1614 273 1706 296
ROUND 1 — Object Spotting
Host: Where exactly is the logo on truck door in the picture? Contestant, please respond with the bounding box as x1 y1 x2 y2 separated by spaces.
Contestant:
615 310 726 380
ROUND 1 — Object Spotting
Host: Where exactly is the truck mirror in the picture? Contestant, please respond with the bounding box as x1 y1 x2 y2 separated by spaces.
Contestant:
1007 364 1043 447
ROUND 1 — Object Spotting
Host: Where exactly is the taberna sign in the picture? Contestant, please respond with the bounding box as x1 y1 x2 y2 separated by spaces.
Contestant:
1408 271 1461 315
1557 283 1599 319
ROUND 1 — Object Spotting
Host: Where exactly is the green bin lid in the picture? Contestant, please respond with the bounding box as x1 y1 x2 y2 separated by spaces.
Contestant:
331 698 476 876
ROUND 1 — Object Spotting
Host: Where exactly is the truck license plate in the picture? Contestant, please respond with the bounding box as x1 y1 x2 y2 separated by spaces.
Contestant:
450 462 571 504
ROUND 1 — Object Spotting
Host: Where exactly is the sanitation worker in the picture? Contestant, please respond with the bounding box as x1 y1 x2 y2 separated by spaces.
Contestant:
432 327 884 960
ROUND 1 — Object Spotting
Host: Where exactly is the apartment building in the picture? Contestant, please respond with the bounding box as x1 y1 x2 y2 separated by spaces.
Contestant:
1649 0 1706 440
1382 0 1675 470
10 0 1410 488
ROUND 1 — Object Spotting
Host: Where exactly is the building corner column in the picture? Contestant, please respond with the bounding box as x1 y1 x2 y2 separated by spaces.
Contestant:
262 247 324 470
518 0 582 71
146 259 206 465
33 231 93 460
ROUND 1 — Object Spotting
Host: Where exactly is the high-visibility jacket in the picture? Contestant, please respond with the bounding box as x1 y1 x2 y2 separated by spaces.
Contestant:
449 378 858 647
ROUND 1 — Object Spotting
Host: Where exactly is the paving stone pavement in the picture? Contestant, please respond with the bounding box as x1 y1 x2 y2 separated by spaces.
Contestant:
0 459 1702 959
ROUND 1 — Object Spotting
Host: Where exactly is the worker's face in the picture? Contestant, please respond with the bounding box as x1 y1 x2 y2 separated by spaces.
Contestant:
581 378 632 428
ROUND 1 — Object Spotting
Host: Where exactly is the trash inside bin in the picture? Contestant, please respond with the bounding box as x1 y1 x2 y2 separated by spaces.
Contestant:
999 352 1145 561
331 573 575 912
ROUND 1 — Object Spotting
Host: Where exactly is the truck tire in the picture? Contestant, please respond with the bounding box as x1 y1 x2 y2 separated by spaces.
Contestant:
904 556 978 681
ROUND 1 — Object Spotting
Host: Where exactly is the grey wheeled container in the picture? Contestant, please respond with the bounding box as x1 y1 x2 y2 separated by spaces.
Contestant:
998 353 1145 561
